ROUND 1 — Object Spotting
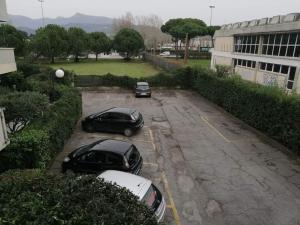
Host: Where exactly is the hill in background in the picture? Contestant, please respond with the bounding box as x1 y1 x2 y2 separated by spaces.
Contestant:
8 13 114 34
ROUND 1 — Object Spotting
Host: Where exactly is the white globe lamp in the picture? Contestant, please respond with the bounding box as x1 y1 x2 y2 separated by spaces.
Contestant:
55 69 65 78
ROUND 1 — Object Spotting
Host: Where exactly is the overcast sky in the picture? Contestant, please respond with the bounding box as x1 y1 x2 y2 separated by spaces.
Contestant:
6 0 300 25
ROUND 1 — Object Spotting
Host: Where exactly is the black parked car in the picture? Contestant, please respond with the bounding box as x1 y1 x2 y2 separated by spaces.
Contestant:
62 139 143 174
82 107 144 137
135 82 151 97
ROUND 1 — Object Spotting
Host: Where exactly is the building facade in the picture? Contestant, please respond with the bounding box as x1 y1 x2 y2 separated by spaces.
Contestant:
211 13 300 93
0 0 17 75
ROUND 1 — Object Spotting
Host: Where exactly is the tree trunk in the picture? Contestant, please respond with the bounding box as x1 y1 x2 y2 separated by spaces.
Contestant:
184 33 189 64
175 39 179 60
51 56 55 64
96 53 98 61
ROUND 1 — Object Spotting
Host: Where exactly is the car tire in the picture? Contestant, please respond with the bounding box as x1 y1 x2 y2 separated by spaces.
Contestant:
124 128 133 137
84 124 94 133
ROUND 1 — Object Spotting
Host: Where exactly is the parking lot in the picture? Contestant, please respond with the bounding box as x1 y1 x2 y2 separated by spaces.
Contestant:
51 90 300 225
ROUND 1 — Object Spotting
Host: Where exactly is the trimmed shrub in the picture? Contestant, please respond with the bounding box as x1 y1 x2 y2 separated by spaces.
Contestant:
176 67 300 153
0 72 29 91
0 87 82 172
75 72 178 88
0 170 158 225
0 91 49 133
17 63 41 76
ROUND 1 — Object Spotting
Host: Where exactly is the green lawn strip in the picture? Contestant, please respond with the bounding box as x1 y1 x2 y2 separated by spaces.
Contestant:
49 59 162 77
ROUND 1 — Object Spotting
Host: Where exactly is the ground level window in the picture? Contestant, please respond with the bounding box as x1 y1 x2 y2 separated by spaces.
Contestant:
287 67 297 90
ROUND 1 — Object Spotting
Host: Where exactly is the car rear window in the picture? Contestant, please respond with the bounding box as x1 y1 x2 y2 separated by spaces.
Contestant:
125 147 140 165
142 185 157 208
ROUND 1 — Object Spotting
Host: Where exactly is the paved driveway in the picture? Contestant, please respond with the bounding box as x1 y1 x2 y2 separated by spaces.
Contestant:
51 90 300 225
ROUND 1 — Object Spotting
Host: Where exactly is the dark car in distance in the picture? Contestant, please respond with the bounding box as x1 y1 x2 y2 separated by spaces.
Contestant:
62 139 143 174
82 107 144 137
135 82 151 97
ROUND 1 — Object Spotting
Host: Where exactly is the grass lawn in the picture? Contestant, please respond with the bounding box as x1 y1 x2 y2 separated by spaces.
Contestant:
49 59 162 77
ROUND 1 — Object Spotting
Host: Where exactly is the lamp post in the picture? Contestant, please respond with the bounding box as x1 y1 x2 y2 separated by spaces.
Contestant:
209 5 215 26
38 0 45 27
50 69 64 101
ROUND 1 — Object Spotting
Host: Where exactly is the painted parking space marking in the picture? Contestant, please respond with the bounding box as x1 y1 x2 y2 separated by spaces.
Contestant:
148 128 182 225
201 116 231 143
162 172 182 225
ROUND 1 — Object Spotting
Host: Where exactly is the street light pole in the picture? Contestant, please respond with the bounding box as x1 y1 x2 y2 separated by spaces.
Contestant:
38 0 45 27
209 5 215 26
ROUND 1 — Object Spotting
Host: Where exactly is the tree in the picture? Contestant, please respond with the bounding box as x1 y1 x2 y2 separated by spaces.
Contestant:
67 27 88 62
0 24 27 56
0 91 49 133
161 18 208 63
30 24 67 63
207 26 221 48
89 32 112 61
113 28 144 60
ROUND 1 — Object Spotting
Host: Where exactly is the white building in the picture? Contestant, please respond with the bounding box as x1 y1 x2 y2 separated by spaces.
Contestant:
0 0 17 75
0 0 13 150
211 13 300 93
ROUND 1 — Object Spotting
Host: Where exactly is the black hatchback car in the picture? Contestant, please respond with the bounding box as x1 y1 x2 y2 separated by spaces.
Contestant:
62 139 143 174
82 107 144 137
135 82 151 97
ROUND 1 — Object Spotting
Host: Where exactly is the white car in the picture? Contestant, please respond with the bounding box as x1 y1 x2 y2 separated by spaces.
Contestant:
159 51 171 57
98 170 166 222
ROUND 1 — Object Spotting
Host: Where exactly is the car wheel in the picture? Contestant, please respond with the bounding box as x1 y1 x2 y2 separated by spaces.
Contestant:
124 128 133 137
84 124 94 133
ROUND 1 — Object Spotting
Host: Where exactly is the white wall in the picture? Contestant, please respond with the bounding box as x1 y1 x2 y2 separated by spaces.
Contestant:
0 0 8 22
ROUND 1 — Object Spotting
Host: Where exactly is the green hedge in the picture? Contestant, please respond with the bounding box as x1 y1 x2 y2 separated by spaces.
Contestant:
176 67 300 153
0 87 82 172
0 170 158 225
75 72 178 88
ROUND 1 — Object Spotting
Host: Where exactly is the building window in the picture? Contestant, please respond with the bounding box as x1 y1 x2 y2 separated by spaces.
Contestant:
235 59 256 69
287 67 296 90
234 35 259 54
262 33 300 58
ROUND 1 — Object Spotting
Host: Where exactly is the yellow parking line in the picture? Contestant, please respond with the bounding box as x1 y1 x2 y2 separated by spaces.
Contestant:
166 205 172 208
200 116 231 143
162 172 182 225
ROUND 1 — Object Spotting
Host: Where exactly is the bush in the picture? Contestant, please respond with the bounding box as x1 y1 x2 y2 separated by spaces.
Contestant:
0 87 82 172
177 67 300 153
0 72 29 91
0 170 158 225
17 63 41 76
75 72 178 88
0 91 49 133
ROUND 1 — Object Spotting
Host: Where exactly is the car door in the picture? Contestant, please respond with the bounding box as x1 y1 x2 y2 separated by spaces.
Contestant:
93 113 111 132
114 113 130 132
102 152 124 171
74 151 102 173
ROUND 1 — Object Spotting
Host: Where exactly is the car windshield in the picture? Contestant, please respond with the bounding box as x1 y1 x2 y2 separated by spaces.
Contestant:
142 185 157 208
137 85 149 89
125 147 140 165
131 110 140 121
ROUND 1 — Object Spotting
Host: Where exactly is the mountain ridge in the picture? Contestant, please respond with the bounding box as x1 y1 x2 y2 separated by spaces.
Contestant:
8 13 114 34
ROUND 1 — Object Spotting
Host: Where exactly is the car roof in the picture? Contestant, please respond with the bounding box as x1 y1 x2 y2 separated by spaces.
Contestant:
137 82 149 86
106 107 135 115
98 170 152 200
90 139 132 155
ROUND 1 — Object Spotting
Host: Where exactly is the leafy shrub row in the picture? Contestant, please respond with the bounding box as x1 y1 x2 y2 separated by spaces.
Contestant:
0 170 158 225
0 87 82 172
75 72 178 88
176 67 300 153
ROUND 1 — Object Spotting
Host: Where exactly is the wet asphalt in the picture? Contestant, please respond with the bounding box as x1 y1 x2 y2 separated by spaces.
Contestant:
51 90 300 225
